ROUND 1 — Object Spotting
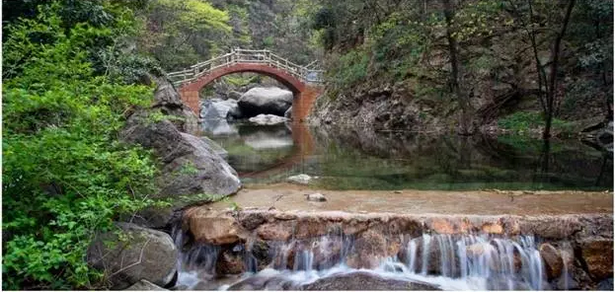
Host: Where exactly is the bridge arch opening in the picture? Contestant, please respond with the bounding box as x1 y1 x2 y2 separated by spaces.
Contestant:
170 49 323 121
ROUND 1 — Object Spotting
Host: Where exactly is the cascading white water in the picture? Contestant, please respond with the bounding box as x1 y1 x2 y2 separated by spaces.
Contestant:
173 230 549 291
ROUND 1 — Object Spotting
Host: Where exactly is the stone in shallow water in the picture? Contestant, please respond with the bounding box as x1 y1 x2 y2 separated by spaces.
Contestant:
300 272 440 290
305 193 327 202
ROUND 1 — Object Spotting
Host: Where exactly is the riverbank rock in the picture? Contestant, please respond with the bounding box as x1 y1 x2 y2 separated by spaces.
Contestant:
151 78 199 134
238 87 293 117
579 238 614 281
124 279 169 291
300 272 440 290
540 243 563 280
248 114 289 125
87 223 178 290
121 118 241 198
184 209 242 245
346 230 388 269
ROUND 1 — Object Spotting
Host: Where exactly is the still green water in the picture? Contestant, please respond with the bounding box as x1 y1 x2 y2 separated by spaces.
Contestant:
201 121 613 191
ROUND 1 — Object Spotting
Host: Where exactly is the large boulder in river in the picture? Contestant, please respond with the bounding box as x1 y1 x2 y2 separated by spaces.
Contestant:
238 87 293 117
300 272 440 290
121 115 241 198
201 99 242 121
87 222 178 290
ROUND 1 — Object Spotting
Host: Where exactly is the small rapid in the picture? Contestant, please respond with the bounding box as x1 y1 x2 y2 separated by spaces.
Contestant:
172 228 551 291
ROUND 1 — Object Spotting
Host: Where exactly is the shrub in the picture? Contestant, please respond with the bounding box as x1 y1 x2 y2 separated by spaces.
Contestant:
2 4 165 289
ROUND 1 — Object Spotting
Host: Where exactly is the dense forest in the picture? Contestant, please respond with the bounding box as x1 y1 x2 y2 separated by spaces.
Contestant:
2 0 613 290
310 0 613 138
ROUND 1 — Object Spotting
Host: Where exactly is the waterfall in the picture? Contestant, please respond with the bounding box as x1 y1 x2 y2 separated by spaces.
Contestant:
173 229 548 291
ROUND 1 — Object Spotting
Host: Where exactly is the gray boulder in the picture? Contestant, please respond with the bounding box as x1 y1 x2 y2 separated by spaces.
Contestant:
87 223 178 290
299 272 440 290
248 114 289 126
200 99 242 121
238 87 293 117
151 78 199 134
121 115 241 198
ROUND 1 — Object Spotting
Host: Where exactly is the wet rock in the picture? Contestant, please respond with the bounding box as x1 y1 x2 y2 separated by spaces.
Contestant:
597 278 614 291
227 270 294 290
238 87 293 117
248 114 289 125
120 118 241 198
124 279 169 290
239 212 267 230
87 223 178 290
284 106 293 119
257 222 292 241
185 209 242 245
216 247 245 275
306 193 327 202
539 243 563 281
287 174 312 185
300 272 440 290
579 238 614 281
346 230 388 269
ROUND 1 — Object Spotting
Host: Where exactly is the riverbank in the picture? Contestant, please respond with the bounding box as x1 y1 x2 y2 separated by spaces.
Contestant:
211 183 613 215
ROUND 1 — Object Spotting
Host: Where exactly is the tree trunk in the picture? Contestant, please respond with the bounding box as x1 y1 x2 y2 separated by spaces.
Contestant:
543 0 576 139
443 0 473 135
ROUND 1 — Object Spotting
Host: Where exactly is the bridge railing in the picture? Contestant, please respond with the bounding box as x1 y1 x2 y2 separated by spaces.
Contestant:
167 48 324 87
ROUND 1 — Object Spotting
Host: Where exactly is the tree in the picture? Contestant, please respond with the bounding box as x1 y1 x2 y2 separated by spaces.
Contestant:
137 0 232 70
507 0 576 139
443 0 474 135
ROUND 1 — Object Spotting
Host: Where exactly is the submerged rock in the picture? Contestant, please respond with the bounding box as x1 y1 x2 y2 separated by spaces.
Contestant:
238 87 293 117
87 223 178 290
248 114 289 125
300 272 440 290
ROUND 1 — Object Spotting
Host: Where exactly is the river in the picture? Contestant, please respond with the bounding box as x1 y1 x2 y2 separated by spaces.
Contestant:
200 120 613 191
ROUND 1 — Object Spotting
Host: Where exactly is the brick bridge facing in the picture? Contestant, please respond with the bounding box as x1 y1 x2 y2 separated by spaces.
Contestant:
168 49 324 121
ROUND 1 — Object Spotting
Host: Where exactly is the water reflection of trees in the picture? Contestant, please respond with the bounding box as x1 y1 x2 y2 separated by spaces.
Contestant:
309 125 613 190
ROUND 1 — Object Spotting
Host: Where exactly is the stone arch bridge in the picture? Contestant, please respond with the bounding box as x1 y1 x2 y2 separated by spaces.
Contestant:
167 48 324 121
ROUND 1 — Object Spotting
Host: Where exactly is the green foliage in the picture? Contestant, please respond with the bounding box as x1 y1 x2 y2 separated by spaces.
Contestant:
328 49 370 90
137 0 231 70
2 3 163 290
498 111 573 134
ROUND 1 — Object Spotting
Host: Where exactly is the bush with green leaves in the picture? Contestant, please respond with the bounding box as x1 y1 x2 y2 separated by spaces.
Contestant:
2 3 165 290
